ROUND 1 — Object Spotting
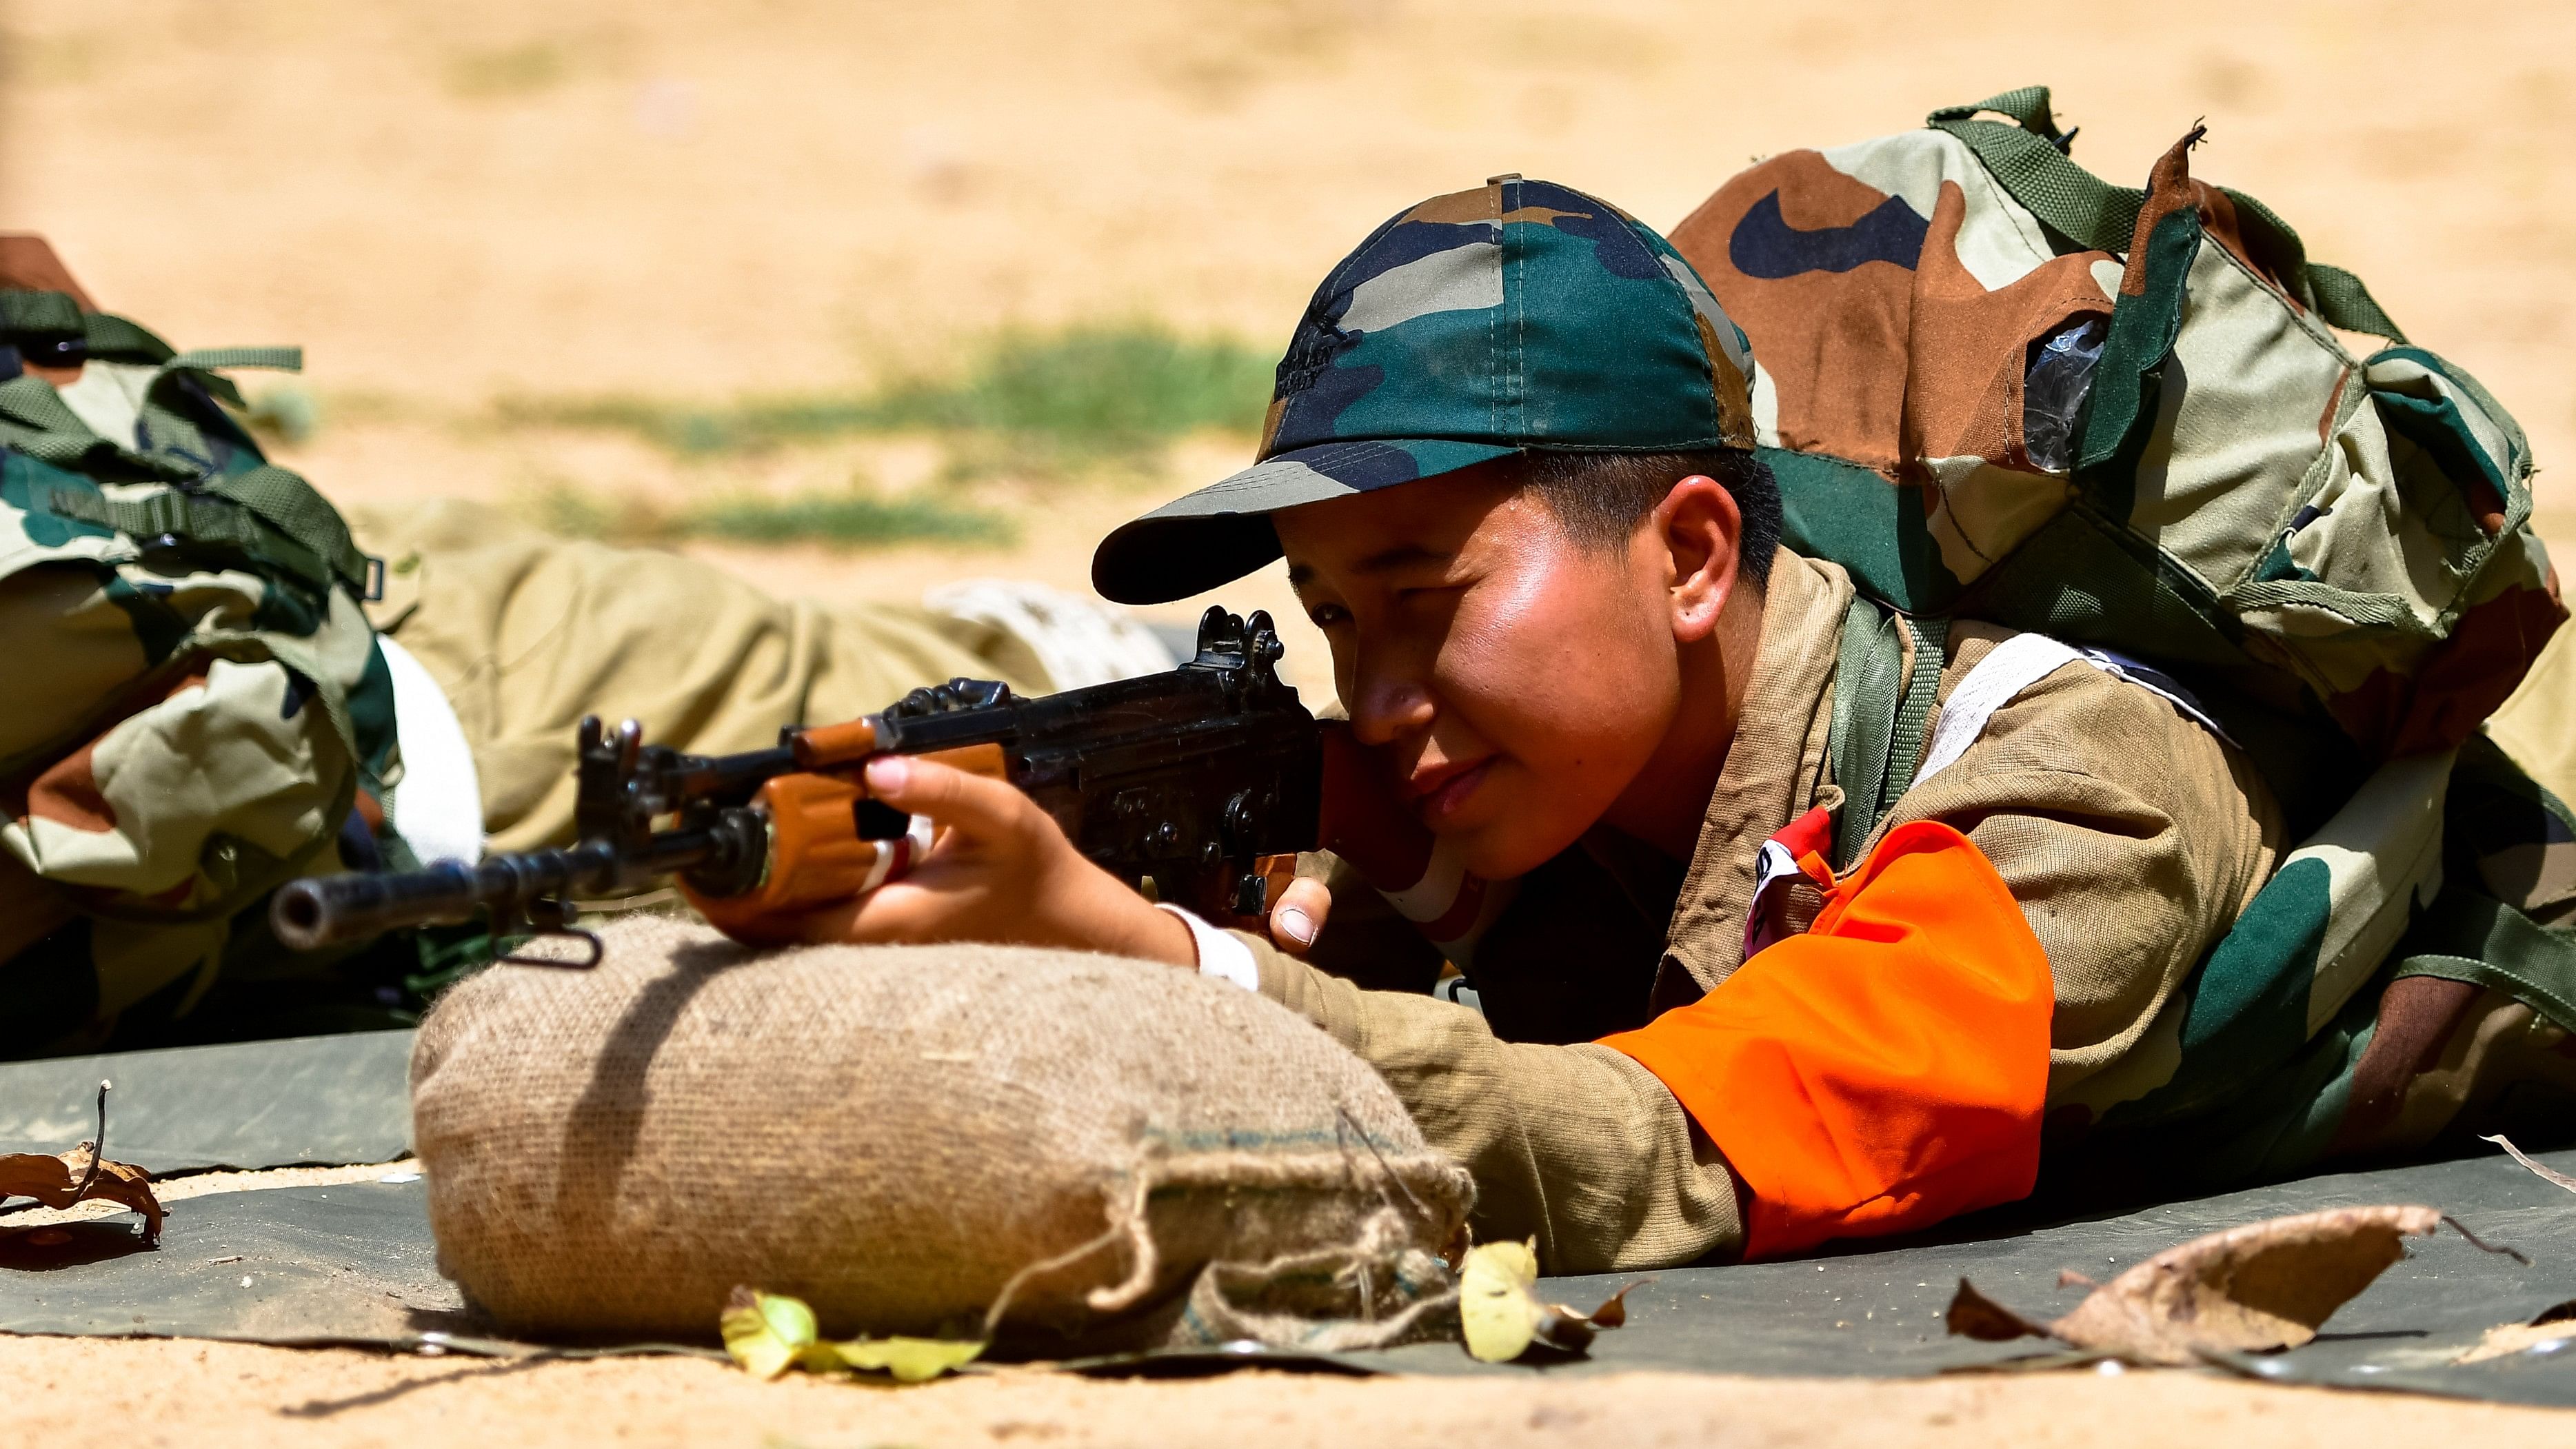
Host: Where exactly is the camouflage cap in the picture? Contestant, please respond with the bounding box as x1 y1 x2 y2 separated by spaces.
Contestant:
1092 175 1758 605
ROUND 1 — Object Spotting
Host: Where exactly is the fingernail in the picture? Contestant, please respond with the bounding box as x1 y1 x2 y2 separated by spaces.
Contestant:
1278 906 1315 946
865 755 909 791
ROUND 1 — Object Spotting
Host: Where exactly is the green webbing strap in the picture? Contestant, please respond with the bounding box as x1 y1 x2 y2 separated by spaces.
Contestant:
81 312 177 365
147 348 299 414
40 465 376 600
1829 601 1952 872
1828 599 1903 872
0 289 84 341
1928 89 2142 257
1880 616 1949 824
1933 85 2064 140
203 465 372 594
0 292 265 369
2393 888 2576 1034
3 334 370 596
0 371 103 439
1926 88 2407 343
0 292 181 362
166 347 302 372
38 486 322 596
0 374 176 479
2303 265 2407 346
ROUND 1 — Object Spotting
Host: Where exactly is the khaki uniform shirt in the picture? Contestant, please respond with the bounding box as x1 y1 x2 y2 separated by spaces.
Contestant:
1234 549 2284 1273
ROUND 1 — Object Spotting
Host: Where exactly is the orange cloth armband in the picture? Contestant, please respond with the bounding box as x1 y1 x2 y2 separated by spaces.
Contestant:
1600 820 2053 1258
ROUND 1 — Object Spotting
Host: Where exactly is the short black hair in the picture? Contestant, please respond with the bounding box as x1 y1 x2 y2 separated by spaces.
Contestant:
1517 447 1784 589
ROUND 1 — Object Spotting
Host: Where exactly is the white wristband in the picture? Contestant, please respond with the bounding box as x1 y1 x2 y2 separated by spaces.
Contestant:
1157 904 1261 993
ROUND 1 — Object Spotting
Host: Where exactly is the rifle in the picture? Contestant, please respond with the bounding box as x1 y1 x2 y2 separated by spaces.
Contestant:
270 608 1330 966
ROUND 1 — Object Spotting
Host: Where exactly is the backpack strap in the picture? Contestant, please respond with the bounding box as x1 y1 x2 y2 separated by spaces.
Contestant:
0 287 182 368
1828 597 1949 872
1926 87 2408 343
0 374 179 478
2395 889 2576 1031
0 334 374 599
37 465 379 600
2391 739 2576 1035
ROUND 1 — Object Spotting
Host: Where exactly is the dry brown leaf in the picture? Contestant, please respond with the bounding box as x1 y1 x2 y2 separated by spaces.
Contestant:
1583 1279 1647 1331
1944 1205 2442 1366
0 1144 163 1244
2455 1299 2576 1364
2483 1134 2576 1195
1943 1279 2051 1343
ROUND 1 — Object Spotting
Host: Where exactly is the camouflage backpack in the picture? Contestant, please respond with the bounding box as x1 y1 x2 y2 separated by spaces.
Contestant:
1669 90 2573 1179
0 243 412 1055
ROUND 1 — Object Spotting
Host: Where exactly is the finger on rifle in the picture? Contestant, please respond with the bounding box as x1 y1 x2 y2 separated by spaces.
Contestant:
864 754 1026 838
1270 875 1331 954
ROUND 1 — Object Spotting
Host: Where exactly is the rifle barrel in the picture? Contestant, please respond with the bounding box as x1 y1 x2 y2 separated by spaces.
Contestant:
270 829 722 950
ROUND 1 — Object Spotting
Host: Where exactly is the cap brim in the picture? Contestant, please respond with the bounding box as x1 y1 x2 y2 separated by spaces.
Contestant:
1090 438 1518 605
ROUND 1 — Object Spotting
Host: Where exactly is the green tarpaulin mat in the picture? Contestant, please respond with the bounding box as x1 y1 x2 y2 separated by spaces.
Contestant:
0 1031 414 1175
1 1180 463 1346
5 1032 2576 1407
1356 1144 2576 1405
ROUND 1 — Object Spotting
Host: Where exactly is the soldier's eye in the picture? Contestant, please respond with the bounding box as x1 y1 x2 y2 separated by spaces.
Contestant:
1307 602 1350 628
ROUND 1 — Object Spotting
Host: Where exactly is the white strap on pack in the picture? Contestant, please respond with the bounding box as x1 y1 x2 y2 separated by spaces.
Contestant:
1914 633 2234 791
1914 634 2085 788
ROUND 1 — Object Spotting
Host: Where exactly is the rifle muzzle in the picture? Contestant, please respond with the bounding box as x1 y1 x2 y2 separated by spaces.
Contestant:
270 862 483 951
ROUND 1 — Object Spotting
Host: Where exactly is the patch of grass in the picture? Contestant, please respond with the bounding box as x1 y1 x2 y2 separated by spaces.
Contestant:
865 324 1275 446
681 491 1013 547
528 481 1013 551
444 42 569 99
532 484 632 541
240 382 321 445
500 323 1274 472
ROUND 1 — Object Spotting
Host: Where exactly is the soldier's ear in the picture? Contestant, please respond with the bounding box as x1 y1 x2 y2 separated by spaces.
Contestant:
0 235 96 310
1656 474 1742 645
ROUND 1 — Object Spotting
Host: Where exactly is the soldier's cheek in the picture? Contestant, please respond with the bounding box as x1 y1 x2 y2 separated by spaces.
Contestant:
1458 571 1671 764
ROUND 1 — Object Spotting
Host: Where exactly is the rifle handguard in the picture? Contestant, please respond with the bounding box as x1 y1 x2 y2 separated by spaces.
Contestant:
684 743 1005 938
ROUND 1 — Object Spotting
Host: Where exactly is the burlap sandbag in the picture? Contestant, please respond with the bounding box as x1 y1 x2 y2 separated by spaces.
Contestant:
411 916 1471 1350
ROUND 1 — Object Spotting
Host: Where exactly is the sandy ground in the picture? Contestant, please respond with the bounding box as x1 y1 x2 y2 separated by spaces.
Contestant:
9 0 2576 1439
10 0 2576 429
13 1164 2576 1446
6 0 2575 683
14 1333 2576 1449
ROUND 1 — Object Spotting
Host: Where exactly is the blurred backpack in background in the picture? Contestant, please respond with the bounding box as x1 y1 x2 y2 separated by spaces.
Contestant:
1669 90 2574 1181
0 235 421 1056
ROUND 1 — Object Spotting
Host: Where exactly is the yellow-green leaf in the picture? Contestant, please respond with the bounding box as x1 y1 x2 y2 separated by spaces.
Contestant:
834 1335 987 1382
1460 1239 1543 1363
721 1286 838 1380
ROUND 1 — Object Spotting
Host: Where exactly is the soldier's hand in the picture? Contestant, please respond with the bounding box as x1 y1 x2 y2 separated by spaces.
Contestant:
1267 875 1331 955
741 753 1198 967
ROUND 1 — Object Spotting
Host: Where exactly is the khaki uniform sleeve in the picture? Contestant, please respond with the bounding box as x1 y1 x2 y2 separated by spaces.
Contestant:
1877 636 2284 1102
1238 931 1743 1273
